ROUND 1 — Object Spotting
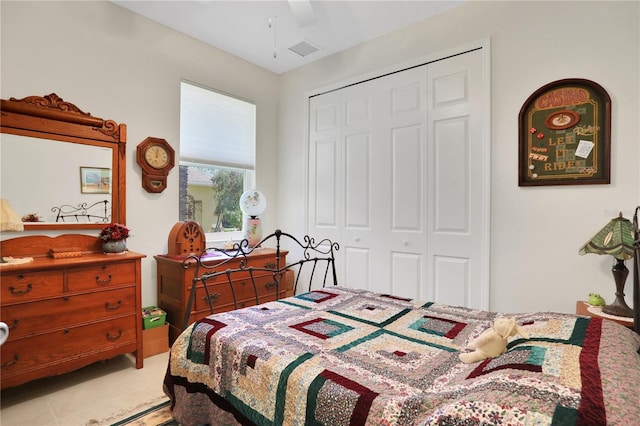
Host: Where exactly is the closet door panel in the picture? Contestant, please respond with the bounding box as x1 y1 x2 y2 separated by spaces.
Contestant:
434 255 470 306
344 246 370 291
433 117 469 232
427 49 487 309
391 252 423 299
392 125 422 230
345 133 370 228
314 137 338 227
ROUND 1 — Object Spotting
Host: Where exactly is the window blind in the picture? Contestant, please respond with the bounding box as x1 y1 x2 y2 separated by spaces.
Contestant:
180 81 256 170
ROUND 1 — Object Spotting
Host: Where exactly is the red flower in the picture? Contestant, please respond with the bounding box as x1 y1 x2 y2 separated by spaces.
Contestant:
99 223 130 242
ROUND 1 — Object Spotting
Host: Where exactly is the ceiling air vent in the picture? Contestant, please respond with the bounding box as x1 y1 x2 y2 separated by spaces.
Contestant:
288 40 320 57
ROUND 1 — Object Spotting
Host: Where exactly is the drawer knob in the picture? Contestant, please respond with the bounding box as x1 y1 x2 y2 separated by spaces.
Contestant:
1 354 19 368
106 330 123 341
105 300 122 310
96 274 113 285
8 284 32 296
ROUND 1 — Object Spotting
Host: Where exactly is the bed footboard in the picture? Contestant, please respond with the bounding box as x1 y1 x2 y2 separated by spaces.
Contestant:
180 229 339 332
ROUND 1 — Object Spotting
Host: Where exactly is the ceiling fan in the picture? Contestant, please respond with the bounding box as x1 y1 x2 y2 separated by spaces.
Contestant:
288 0 316 27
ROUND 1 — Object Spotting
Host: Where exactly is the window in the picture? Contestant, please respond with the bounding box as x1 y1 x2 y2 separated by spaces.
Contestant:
179 81 256 243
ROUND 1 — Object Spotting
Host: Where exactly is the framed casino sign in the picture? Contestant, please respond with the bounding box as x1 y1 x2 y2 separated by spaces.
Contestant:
518 79 611 186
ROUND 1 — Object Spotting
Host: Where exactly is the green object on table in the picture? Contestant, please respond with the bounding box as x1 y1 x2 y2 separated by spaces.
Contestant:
588 293 606 306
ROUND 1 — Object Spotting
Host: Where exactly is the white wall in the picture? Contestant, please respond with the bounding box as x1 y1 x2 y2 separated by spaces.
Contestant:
277 1 640 313
2 1 638 314
0 1 280 307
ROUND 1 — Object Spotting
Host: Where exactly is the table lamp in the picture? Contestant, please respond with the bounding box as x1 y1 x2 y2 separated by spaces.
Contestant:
239 190 267 247
1 199 25 264
1 199 24 232
579 212 635 317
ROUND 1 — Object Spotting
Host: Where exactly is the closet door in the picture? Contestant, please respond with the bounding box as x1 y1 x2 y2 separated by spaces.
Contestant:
309 67 428 300
308 48 488 308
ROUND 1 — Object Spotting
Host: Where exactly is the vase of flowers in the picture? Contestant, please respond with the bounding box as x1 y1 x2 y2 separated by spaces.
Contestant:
99 223 130 254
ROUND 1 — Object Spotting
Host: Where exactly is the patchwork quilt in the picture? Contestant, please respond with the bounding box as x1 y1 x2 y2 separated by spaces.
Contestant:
164 286 640 425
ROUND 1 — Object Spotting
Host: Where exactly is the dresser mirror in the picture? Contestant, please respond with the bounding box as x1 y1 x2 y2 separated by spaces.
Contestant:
0 93 127 230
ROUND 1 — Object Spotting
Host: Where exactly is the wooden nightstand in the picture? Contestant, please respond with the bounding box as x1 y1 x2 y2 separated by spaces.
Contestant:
575 301 635 329
155 248 292 344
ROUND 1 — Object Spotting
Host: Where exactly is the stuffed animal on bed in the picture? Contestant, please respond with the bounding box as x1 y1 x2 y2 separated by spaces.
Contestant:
459 317 530 364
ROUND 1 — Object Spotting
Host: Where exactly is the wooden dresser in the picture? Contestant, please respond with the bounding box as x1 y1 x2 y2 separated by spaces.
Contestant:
0 234 145 389
155 248 291 343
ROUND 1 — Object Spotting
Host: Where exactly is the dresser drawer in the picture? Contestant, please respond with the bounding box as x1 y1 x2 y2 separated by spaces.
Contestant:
67 261 136 291
1 315 137 377
1 287 136 340
1 270 64 303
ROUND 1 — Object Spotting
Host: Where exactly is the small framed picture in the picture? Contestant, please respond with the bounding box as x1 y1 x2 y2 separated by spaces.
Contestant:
80 167 111 194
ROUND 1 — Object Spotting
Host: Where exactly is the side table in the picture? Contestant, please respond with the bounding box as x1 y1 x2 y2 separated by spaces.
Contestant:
575 301 634 329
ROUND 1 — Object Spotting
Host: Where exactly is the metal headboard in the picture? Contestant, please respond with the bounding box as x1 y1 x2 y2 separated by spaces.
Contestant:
51 200 110 223
181 229 339 332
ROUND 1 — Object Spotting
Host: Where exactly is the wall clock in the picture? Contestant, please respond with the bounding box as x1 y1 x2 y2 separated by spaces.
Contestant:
136 137 175 193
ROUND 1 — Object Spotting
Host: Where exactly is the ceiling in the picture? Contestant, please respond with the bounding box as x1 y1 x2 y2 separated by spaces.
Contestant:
111 1 465 74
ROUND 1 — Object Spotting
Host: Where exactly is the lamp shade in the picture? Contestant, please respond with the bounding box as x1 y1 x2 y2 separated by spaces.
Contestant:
0 199 24 232
239 190 267 218
579 213 635 260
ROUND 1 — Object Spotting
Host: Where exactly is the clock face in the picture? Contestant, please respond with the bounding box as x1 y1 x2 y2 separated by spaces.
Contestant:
144 145 170 169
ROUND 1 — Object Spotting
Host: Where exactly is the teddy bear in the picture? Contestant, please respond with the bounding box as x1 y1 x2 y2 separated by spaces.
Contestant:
459 317 530 364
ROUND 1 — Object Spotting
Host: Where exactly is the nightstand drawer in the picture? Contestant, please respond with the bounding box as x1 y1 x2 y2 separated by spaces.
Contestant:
195 275 283 311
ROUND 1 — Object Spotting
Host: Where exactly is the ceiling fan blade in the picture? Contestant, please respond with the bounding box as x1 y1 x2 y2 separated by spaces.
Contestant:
288 0 316 27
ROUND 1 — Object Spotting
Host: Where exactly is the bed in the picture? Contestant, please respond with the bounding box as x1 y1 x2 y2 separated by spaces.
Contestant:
164 229 640 425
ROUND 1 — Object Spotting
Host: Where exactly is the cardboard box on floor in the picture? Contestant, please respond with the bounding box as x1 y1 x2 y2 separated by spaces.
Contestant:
143 323 169 358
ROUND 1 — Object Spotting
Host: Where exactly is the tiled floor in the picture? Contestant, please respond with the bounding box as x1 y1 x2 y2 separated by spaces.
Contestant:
0 351 170 426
